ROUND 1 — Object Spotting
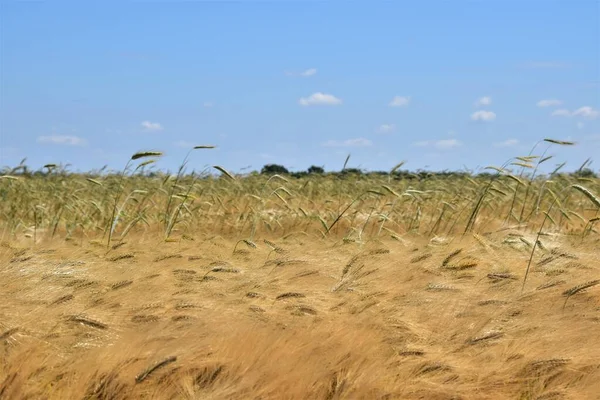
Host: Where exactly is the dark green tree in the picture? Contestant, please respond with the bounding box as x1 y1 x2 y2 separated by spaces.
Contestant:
261 164 289 175
307 165 325 174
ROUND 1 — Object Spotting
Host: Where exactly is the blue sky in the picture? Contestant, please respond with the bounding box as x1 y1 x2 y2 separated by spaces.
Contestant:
0 0 599 174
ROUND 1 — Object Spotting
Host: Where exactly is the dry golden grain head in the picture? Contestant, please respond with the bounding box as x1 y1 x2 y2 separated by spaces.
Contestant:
111 280 133 290
562 279 600 297
0 327 19 341
516 156 539 162
571 185 600 208
242 239 257 248
67 315 108 329
441 248 462 266
135 356 178 383
108 253 135 262
511 162 534 169
381 185 401 197
484 165 507 174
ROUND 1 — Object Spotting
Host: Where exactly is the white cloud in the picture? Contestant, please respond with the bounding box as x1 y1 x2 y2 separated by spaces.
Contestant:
475 96 492 107
435 139 461 149
577 122 585 129
389 96 410 107
494 139 519 147
322 138 372 147
551 106 599 119
37 135 86 146
471 110 496 122
141 121 163 131
537 99 562 107
378 124 396 133
299 92 342 106
414 139 461 150
203 102 213 108
300 68 317 77
572 106 599 119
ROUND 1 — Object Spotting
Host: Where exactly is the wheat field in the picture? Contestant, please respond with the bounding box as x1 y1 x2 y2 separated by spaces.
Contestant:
1 144 600 399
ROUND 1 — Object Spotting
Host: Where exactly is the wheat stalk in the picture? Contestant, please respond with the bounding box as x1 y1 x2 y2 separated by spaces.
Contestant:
571 185 600 208
562 279 600 309
135 356 177 383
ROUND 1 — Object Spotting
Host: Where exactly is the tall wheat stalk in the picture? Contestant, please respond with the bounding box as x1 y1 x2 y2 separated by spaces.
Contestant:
106 151 162 248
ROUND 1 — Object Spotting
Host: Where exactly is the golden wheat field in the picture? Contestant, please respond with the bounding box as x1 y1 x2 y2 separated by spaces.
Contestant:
1 146 600 399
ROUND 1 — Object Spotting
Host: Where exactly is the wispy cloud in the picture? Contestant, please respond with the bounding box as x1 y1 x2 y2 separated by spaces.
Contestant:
37 135 86 146
203 102 213 108
471 110 496 122
551 106 599 119
286 68 317 77
494 139 519 147
300 68 317 77
537 99 562 107
378 124 396 133
299 92 342 106
577 122 585 129
475 96 492 107
414 139 461 150
141 121 163 131
389 96 410 107
322 138 372 147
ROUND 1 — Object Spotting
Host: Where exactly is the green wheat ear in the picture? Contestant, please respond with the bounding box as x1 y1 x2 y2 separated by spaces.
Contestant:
131 151 163 160
213 165 236 180
543 138 576 146
138 159 157 167
86 178 102 186
390 161 406 174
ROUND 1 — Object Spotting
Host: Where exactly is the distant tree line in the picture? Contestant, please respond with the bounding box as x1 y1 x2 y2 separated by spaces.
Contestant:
2 160 598 180
258 163 599 180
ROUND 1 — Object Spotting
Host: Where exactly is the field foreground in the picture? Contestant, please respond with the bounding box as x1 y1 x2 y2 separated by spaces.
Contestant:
1 232 599 399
